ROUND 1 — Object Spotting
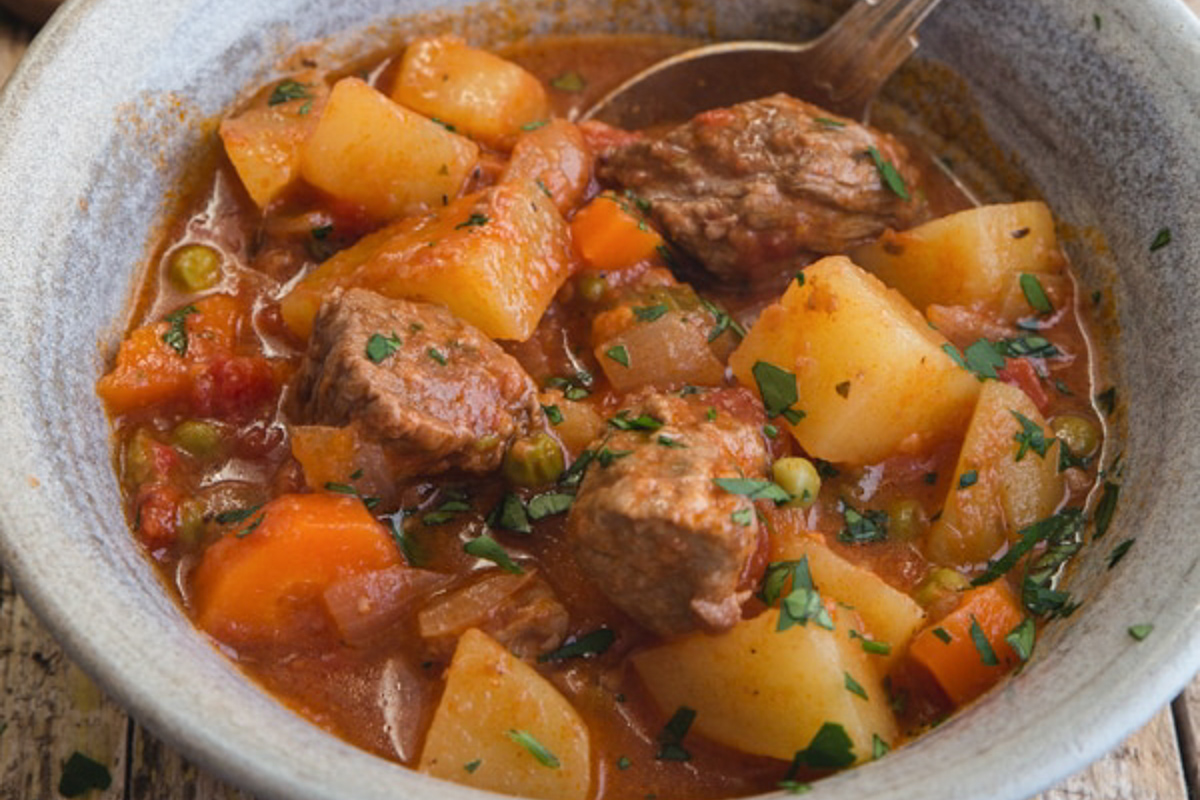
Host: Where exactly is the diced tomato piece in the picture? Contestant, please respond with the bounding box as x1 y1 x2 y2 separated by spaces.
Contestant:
191 355 278 419
996 358 1050 415
135 482 183 549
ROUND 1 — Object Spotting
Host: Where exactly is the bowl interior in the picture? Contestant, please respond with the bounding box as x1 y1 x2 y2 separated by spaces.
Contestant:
1 1 1199 799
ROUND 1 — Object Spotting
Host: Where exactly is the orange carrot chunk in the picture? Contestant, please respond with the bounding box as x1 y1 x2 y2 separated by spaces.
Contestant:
570 192 664 271
907 582 1025 706
190 493 402 648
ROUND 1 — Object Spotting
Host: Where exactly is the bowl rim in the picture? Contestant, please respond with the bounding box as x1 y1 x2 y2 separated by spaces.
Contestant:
3 1 1200 799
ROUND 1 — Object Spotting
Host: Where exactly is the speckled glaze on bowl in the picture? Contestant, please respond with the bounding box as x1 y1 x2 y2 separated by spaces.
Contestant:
1 1 1198 798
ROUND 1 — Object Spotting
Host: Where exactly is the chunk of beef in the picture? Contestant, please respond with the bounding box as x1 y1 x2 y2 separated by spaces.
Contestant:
292 288 543 477
597 94 924 284
566 389 770 637
416 570 568 661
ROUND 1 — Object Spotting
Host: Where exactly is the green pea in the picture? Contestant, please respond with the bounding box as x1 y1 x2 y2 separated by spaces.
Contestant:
913 567 970 607
887 498 928 542
502 432 566 487
1051 414 1100 458
171 420 223 458
576 273 608 303
771 457 821 508
123 429 160 485
168 244 222 292
176 498 207 547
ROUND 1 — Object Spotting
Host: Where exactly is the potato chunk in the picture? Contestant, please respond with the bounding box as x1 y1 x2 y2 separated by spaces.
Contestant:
633 607 897 763
300 77 478 220
729 256 980 464
218 72 330 208
850 202 1066 320
771 534 925 668
419 628 591 800
393 35 551 150
927 379 1065 566
280 179 571 341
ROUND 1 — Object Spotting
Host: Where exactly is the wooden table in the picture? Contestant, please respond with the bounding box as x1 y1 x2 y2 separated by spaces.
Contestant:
3 3 1200 798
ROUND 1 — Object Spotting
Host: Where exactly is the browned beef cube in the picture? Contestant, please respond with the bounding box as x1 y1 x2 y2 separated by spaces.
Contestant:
566 389 770 637
598 94 924 284
292 288 543 477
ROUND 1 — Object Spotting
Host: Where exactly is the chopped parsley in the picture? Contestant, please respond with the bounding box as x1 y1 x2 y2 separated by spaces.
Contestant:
656 707 696 761
464 759 482 773
384 511 420 567
268 79 311 106
596 446 632 467
215 505 262 525
521 119 549 131
454 213 489 230
427 347 448 365
866 145 910 200
872 734 890 760
932 627 952 644
542 404 563 426
161 304 198 356
1006 618 1036 662
850 630 892 656
633 303 669 322
1019 273 1054 314
538 628 616 662
617 756 632 771
699 297 745 342
559 449 594 487
788 721 855 770
365 331 402 363
506 730 560 768
778 781 813 795
487 493 531 534
1150 227 1172 252
657 434 686 448
838 502 888 544
234 512 266 538
58 752 113 798
713 477 791 505
763 423 779 439
762 557 834 632
1011 410 1051 461
464 534 523 574
731 507 754 527
1107 538 1135 569
968 615 999 666
605 344 631 367
844 672 868 700
1128 624 1154 641
527 492 574 520
958 470 979 489
550 71 586 92
751 361 805 424
814 116 846 129
1093 480 1120 539
973 508 1082 587
608 410 664 431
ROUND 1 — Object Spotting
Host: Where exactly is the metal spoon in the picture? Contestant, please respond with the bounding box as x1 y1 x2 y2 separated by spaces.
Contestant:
581 0 945 128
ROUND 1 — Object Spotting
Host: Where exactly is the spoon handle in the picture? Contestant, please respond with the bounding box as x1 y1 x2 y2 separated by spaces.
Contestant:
805 0 945 116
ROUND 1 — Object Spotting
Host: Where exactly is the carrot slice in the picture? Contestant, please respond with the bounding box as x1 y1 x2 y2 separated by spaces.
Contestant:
191 493 402 648
570 193 663 272
907 582 1025 706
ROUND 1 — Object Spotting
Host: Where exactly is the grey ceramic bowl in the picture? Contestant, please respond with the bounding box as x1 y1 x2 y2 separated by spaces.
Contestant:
1 0 1199 798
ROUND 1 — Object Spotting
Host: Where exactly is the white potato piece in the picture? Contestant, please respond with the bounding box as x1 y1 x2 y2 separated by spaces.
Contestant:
771 534 925 668
632 607 897 763
300 77 478 220
393 35 551 150
850 201 1066 320
218 71 330 208
419 628 591 800
927 379 1065 566
729 256 981 465
280 179 572 341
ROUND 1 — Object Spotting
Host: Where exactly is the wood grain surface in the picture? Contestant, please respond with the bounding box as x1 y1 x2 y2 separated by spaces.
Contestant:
2 3 1199 798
